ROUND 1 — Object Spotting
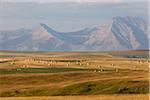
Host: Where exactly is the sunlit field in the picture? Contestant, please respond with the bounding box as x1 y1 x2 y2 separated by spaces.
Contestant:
0 50 149 100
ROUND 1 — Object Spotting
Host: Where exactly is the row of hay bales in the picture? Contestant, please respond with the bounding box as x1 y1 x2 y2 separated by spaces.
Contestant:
7 57 149 72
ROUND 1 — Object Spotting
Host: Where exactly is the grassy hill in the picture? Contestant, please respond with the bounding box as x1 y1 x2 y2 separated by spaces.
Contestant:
0 50 149 98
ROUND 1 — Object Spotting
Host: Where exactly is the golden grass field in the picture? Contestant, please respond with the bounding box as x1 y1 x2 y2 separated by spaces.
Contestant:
0 50 149 100
0 94 149 100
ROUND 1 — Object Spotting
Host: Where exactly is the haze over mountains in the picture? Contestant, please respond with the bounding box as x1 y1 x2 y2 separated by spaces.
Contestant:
0 16 149 51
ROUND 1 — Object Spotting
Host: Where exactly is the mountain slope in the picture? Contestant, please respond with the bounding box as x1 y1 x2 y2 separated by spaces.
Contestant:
0 16 148 51
111 16 148 49
82 16 148 51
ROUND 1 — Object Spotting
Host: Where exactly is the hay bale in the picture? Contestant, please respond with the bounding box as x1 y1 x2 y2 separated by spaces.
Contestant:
10 62 14 65
115 68 119 72
94 70 97 72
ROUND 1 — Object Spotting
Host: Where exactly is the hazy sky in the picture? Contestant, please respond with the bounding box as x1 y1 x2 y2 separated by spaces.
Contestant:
0 0 147 3
0 0 149 31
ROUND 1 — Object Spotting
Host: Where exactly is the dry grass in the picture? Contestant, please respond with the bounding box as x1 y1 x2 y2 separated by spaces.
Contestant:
0 70 148 96
0 50 149 71
0 50 149 97
0 94 149 100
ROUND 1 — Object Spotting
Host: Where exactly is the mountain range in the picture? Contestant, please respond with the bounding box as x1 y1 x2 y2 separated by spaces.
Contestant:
0 16 149 51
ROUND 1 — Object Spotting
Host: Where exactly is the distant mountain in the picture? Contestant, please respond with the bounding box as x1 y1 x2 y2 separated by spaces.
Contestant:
0 16 149 51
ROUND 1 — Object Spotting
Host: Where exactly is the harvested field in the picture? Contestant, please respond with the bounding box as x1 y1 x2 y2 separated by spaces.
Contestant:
0 50 149 99
0 94 149 100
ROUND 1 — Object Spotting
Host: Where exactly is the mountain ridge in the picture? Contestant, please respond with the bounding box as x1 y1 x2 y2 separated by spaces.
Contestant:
0 16 149 51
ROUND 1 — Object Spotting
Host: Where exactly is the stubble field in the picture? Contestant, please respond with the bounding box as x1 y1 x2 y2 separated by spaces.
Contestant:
0 50 149 100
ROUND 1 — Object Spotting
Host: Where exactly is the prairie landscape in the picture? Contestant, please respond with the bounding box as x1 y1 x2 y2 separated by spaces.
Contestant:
0 0 149 100
0 50 149 100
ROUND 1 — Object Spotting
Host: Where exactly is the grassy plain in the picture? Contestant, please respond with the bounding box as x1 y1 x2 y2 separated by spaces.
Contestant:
0 50 149 99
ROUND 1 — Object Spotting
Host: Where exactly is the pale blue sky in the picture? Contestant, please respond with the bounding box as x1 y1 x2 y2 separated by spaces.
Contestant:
0 0 149 31
0 0 147 3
